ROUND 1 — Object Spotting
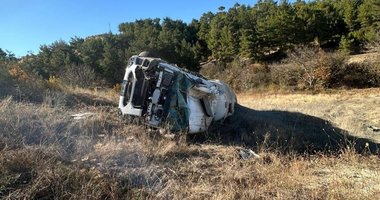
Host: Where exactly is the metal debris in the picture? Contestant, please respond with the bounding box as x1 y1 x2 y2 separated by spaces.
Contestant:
71 112 95 120
239 149 260 160
368 125 380 132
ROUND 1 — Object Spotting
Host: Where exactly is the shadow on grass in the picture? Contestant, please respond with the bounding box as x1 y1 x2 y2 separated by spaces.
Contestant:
64 92 117 108
188 104 380 154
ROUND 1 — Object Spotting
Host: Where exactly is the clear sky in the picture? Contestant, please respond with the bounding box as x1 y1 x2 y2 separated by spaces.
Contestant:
1 0 258 57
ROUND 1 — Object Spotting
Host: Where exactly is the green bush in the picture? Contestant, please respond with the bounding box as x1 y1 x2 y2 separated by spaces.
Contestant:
339 36 355 54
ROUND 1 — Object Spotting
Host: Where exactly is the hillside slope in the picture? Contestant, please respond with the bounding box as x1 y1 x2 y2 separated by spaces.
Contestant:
1 86 380 199
238 89 380 144
1 63 380 199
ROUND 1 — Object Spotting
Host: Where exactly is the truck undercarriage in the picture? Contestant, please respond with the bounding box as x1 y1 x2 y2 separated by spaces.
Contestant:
118 52 236 133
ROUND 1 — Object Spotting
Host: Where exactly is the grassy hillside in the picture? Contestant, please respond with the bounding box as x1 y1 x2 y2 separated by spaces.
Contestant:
200 47 380 92
238 89 380 144
1 65 380 199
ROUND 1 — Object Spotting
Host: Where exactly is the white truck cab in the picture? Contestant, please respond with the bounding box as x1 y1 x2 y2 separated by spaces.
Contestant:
118 52 236 133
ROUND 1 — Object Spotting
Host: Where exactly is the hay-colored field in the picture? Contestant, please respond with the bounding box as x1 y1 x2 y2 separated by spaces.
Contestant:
238 89 380 143
1 86 380 199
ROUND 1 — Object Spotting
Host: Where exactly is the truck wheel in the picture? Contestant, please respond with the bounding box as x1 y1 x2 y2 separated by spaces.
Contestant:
139 51 153 57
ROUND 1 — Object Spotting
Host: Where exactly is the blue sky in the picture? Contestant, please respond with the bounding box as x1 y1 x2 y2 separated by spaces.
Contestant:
1 0 258 57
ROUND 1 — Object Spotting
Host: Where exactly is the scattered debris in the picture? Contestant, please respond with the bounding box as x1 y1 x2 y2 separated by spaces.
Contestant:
162 134 176 139
368 125 380 132
81 156 89 162
158 128 176 139
71 112 95 120
239 148 260 160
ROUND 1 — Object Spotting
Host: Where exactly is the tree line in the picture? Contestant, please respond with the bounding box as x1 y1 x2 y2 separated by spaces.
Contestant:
5 0 380 86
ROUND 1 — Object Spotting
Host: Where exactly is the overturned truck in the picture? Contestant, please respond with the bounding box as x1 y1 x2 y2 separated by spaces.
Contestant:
118 52 236 133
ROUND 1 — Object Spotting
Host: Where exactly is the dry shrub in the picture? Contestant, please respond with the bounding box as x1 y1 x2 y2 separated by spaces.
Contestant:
270 46 348 90
42 90 69 107
0 63 47 102
7 65 29 81
270 46 380 90
200 59 270 92
60 64 96 87
270 63 303 89
201 46 379 91
314 52 346 88
225 59 270 91
332 62 380 88
199 60 225 81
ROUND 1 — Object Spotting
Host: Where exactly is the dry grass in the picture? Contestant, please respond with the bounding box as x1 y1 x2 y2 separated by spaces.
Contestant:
1 73 380 199
148 145 380 199
238 88 380 143
348 51 380 65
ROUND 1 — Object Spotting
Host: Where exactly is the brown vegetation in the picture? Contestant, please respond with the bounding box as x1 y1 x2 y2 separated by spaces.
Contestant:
200 46 380 92
1 95 380 199
1 57 380 199
0 66 380 199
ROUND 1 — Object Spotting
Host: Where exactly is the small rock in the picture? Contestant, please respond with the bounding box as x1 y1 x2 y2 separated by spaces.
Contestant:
81 156 89 161
97 162 104 168
368 125 380 132
239 149 260 160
